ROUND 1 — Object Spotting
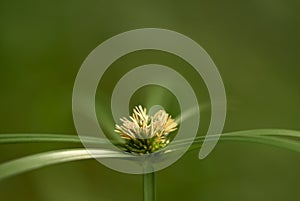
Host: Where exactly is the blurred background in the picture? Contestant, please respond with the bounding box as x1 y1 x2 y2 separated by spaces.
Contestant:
0 0 300 200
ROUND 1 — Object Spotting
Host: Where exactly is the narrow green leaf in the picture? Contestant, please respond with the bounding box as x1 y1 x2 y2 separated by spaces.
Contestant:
0 134 109 145
188 135 300 152
0 129 299 180
0 149 130 180
172 129 300 144
171 129 300 152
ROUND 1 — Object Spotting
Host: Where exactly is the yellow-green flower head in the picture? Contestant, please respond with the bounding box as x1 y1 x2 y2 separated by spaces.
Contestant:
115 105 178 154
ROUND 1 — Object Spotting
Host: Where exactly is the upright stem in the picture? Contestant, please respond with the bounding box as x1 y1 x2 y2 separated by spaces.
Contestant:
143 172 156 201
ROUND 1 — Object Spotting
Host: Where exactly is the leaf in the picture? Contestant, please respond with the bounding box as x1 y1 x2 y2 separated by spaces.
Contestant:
172 129 300 152
0 133 109 145
0 148 130 180
0 129 299 180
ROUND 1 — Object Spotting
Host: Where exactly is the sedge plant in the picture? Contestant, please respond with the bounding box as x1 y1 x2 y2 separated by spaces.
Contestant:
0 106 300 201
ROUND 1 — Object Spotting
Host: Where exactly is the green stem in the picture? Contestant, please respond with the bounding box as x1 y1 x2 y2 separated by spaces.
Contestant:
143 172 156 201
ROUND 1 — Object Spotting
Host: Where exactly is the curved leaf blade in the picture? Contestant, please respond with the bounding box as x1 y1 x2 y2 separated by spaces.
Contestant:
0 129 299 180
0 134 109 145
0 149 130 180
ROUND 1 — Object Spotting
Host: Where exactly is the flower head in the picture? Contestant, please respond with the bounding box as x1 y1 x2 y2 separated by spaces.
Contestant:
115 105 178 154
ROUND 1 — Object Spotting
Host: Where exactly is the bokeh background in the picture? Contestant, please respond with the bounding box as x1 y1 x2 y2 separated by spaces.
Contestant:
0 0 300 200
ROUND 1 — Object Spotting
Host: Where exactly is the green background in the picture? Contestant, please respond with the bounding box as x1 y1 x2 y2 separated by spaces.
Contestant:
0 0 299 200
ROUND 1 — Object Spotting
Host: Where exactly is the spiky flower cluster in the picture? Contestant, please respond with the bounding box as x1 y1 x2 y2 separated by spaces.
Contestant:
115 105 178 154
